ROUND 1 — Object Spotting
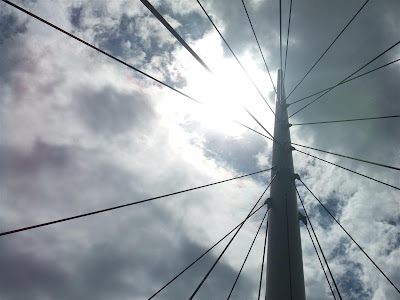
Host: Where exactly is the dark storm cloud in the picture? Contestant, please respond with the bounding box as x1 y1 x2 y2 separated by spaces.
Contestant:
75 86 156 137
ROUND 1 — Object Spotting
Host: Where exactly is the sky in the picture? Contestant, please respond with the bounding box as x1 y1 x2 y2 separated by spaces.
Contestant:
0 0 399 299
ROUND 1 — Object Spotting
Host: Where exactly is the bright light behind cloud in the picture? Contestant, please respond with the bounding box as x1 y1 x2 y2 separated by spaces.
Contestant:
1 0 399 299
156 29 277 137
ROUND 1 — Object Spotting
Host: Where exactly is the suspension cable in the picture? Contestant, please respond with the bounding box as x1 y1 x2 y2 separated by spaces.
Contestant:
291 114 400 126
294 184 343 299
140 0 211 73
2 0 282 148
241 0 277 93
291 143 400 171
1 1 204 104
279 0 282 73
258 218 269 300
196 0 276 117
188 175 277 299
141 0 278 141
2 0 281 150
298 179 400 294
285 0 371 100
295 149 400 191
0 168 271 237
245 108 276 141
305 223 337 299
234 121 273 141
288 57 400 106
289 39 400 119
148 203 266 299
283 0 294 82
227 208 269 299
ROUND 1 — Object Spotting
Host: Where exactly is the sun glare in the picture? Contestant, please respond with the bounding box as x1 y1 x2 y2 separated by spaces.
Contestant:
168 31 277 137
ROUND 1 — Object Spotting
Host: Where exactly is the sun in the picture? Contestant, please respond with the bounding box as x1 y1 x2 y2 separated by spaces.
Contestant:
162 30 277 137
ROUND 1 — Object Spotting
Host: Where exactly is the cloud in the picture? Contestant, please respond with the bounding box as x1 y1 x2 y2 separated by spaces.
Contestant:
75 86 156 137
1 0 399 299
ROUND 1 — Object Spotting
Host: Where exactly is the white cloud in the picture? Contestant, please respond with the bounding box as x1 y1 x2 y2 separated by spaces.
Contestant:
1 0 399 299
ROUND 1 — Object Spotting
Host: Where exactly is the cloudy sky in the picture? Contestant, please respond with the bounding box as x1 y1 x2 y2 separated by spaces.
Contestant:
0 0 399 299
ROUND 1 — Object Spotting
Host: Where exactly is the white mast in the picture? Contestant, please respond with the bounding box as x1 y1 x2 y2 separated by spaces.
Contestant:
266 69 306 300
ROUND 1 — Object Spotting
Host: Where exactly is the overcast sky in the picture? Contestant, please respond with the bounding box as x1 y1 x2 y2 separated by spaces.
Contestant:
0 0 399 299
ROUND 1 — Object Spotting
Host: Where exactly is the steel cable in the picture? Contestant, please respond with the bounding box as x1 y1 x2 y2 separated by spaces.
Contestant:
295 149 400 191
305 223 337 299
188 175 277 299
291 114 400 126
242 0 277 94
148 203 267 299
258 218 268 300
140 0 212 73
289 39 400 119
294 184 343 299
291 143 400 171
1 0 203 104
2 0 281 149
196 0 276 117
286 0 371 100
0 168 272 237
227 208 269 299
283 0 294 82
299 179 400 294
288 58 400 106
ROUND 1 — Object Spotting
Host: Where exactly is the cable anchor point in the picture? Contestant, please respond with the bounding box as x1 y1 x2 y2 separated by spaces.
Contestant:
293 173 300 181
264 197 272 208
298 211 307 225
284 144 296 152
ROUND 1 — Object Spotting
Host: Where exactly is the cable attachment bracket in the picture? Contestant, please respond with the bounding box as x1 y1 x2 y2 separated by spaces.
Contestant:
280 102 290 109
264 197 272 209
282 143 295 152
298 211 307 225
292 173 300 181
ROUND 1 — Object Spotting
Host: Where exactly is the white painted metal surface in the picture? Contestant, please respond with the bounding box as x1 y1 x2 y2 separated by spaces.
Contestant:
266 70 306 300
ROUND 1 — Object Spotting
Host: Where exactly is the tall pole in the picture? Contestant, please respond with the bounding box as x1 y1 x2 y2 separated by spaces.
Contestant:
266 70 306 299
